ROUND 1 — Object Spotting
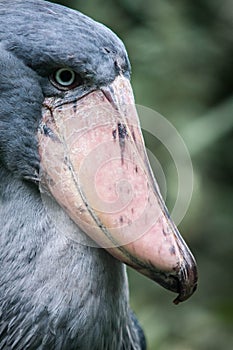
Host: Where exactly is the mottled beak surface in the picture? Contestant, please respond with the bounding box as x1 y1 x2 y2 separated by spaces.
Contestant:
38 75 197 304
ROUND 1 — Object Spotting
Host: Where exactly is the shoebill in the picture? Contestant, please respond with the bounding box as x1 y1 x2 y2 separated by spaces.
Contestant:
0 0 197 349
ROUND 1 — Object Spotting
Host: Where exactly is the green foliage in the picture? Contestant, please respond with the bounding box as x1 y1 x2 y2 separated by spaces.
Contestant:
51 1 233 348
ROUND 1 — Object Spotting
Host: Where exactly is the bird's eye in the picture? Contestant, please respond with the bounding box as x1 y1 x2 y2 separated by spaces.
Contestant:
50 68 82 90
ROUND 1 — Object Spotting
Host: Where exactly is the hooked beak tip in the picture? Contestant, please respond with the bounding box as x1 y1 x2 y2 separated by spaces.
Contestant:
173 258 198 304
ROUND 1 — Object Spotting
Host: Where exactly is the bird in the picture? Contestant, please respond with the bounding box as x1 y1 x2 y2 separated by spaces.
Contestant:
0 1 198 349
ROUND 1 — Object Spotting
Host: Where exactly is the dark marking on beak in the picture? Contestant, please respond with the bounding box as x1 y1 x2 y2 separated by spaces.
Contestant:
169 246 176 255
39 122 60 143
112 129 117 140
73 100 77 114
117 123 128 164
118 123 128 139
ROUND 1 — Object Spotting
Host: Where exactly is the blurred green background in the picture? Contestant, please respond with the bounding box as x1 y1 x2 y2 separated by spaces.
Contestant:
51 1 233 349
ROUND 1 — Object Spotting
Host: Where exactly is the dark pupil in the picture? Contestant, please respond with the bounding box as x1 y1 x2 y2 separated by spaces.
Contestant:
60 70 73 83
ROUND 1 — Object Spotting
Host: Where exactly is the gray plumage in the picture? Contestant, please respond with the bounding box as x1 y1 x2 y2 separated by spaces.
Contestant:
0 1 145 349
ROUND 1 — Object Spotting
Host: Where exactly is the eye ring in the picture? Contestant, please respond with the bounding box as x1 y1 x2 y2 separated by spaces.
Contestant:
50 67 82 91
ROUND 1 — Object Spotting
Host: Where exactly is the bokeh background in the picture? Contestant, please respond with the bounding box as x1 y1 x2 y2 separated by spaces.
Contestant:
51 1 233 349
